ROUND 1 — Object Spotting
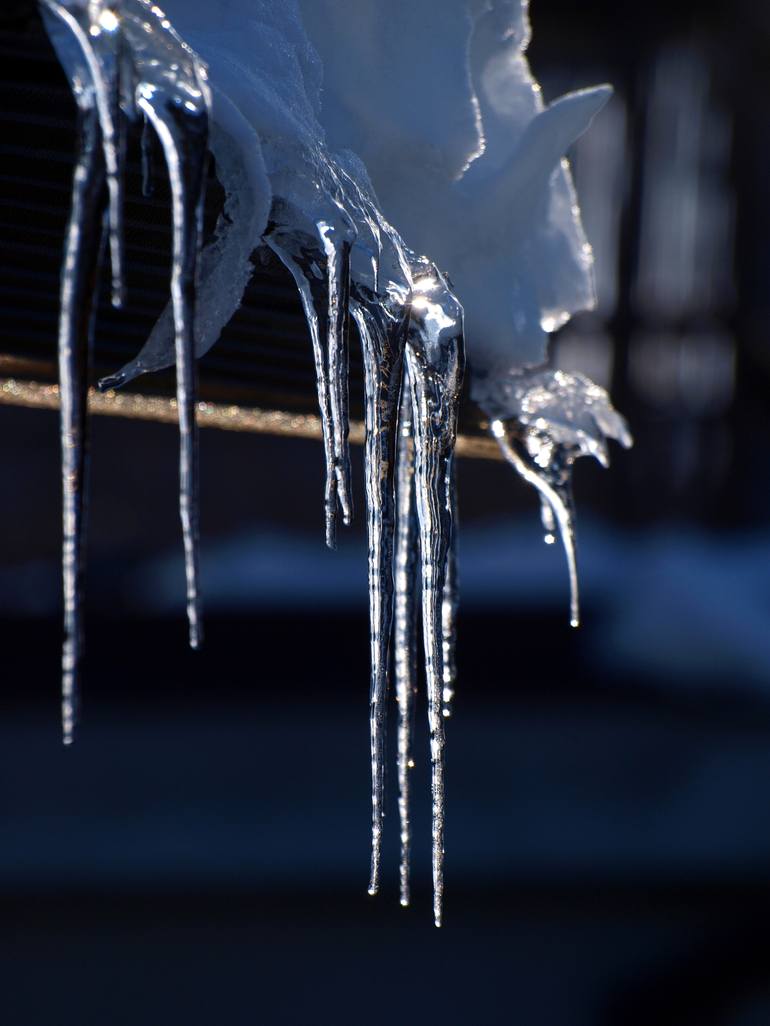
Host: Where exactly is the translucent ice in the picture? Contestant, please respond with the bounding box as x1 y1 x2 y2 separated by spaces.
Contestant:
41 0 627 924
489 369 632 625
42 0 211 739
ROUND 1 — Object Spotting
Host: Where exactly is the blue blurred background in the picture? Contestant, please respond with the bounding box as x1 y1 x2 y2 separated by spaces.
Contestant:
3 0 770 1023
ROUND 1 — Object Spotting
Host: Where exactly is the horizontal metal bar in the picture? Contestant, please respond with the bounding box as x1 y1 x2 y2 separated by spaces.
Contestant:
0 372 501 461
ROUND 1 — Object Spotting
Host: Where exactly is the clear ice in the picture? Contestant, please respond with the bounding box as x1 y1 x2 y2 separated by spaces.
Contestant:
488 369 632 626
41 0 211 740
41 0 629 921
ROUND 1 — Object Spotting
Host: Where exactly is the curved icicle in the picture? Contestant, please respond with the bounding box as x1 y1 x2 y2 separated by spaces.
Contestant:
139 98 209 648
57 103 107 744
352 299 407 898
492 420 581 628
394 377 419 908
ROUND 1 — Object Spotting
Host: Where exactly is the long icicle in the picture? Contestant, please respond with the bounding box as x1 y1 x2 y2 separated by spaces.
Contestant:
139 98 209 648
58 102 107 744
353 300 406 898
267 227 341 548
407 360 453 927
394 373 419 907
405 267 464 927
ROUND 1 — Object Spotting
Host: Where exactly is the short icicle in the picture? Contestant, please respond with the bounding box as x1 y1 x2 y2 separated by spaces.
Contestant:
492 420 581 628
57 102 107 744
394 375 419 907
318 220 354 529
352 299 407 898
266 209 355 549
139 97 210 648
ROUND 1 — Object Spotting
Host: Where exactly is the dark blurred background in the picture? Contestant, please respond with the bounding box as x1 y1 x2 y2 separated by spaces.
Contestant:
2 1 770 1024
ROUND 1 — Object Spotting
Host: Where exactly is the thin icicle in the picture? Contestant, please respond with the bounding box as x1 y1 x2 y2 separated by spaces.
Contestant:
265 188 355 548
441 462 459 718
106 37 125 309
492 419 581 626
352 298 407 898
57 101 107 744
41 0 126 307
139 96 209 647
394 376 418 908
44 0 213 706
266 225 341 549
318 220 353 529
406 263 465 927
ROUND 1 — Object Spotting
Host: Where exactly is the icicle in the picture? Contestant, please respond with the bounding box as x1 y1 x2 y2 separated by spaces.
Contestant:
138 95 209 647
266 223 342 549
492 419 581 627
441 462 459 717
41 0 127 307
394 376 418 907
264 182 355 548
488 368 632 629
405 263 465 927
57 101 107 744
44 0 213 683
107 36 126 309
352 298 408 898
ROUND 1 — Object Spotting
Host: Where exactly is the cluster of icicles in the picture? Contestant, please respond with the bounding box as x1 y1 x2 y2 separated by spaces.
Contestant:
41 0 629 926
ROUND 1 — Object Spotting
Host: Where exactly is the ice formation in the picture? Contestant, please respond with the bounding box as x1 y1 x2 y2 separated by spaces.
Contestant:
40 0 211 743
486 369 632 626
41 0 629 924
